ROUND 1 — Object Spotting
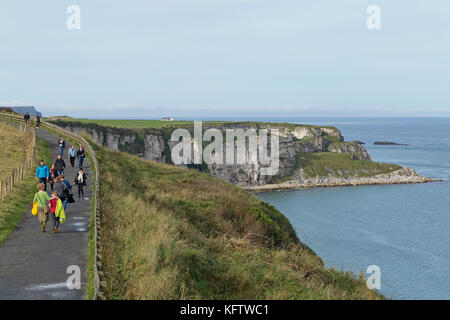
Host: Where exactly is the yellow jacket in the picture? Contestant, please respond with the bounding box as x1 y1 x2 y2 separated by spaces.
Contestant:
55 198 66 223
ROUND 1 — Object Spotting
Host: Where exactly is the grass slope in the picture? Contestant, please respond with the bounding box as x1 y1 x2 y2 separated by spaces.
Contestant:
296 152 402 178
94 143 382 300
0 137 50 244
0 122 28 181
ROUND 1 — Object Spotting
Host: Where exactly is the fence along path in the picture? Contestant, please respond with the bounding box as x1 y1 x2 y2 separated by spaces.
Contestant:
0 113 104 300
0 117 36 200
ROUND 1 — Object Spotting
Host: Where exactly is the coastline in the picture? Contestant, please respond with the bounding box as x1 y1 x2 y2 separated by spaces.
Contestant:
246 167 439 192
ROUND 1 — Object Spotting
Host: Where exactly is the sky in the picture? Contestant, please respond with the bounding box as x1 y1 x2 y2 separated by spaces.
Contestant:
0 0 449 118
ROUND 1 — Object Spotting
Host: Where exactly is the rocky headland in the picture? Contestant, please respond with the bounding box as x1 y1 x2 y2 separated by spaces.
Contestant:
51 120 434 190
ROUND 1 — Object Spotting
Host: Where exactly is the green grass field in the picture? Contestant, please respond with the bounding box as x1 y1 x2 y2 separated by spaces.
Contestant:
54 118 338 131
92 141 382 300
55 119 236 129
60 119 195 129
296 152 402 178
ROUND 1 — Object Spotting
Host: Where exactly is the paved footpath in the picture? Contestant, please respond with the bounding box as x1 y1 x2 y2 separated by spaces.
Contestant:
0 129 93 299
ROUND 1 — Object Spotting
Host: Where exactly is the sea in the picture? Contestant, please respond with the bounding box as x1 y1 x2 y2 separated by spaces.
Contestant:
182 116 449 299
252 117 450 300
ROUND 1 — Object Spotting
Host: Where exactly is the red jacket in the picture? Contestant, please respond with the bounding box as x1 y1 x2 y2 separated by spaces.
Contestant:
49 198 58 213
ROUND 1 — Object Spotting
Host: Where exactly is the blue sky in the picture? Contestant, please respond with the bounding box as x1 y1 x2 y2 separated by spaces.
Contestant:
0 0 449 118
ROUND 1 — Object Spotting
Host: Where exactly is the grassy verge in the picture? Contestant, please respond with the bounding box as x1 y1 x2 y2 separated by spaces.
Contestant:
86 187 96 299
0 137 50 244
295 152 402 178
0 122 29 181
93 142 382 299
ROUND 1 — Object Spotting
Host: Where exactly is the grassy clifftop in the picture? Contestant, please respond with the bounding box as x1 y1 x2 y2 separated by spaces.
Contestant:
93 142 382 299
295 152 402 178
53 118 338 130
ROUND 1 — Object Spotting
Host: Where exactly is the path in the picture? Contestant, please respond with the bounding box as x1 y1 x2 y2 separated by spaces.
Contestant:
0 129 93 299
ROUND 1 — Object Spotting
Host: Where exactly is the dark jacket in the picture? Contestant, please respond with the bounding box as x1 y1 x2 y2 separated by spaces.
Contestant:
62 179 73 196
58 139 66 149
55 158 66 172
53 182 68 200
74 172 87 186
77 148 85 159
62 179 72 190
49 168 58 182
24 113 30 120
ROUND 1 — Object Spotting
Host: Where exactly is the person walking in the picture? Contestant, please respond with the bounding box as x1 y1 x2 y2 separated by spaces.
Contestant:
35 160 49 191
68 145 77 167
24 112 30 126
77 145 86 168
48 192 66 233
49 164 58 192
74 168 87 199
53 176 69 207
33 183 50 233
54 154 66 176
61 174 73 210
36 114 41 128
57 136 66 157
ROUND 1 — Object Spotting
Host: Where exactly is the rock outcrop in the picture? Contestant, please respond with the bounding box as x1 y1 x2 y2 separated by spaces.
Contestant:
247 167 432 191
52 120 431 189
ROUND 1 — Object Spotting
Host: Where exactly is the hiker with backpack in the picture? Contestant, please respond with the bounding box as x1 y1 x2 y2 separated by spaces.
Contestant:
33 183 50 233
48 191 66 234
53 176 69 207
61 174 74 210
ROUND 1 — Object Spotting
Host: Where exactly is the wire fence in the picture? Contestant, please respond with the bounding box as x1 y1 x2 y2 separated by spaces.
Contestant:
0 112 104 300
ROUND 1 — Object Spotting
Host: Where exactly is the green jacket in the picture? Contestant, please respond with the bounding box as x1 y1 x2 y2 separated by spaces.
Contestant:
33 191 50 208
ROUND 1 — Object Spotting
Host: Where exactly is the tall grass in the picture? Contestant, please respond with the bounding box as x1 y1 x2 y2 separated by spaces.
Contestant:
94 144 382 300
0 138 50 244
0 122 29 181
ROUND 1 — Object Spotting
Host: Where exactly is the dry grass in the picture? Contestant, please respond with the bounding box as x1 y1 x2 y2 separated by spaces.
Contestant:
94 143 383 300
0 137 50 243
0 122 30 181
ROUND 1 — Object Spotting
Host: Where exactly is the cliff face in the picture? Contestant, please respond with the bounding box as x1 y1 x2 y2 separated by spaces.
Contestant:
52 121 425 187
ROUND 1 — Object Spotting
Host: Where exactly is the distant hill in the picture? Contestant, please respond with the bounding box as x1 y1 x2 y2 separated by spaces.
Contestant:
47 115 74 120
0 106 42 117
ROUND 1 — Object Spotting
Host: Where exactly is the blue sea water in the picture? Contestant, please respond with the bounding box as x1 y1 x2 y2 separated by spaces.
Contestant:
253 117 450 300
